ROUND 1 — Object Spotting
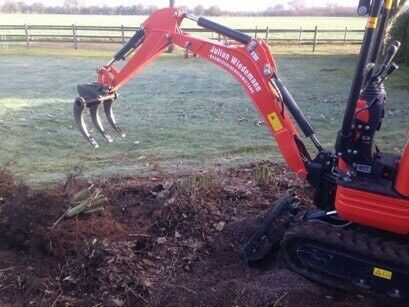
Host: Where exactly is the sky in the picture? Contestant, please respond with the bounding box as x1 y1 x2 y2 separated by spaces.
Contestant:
19 1 357 11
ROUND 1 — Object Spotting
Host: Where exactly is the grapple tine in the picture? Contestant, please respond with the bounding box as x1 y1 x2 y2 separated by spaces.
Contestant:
103 100 126 138
74 97 99 148
89 105 113 143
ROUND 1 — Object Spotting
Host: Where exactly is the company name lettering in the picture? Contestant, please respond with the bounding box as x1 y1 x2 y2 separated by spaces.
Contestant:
210 46 261 94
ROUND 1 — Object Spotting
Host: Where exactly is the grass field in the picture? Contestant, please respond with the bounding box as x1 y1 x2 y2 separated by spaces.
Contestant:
0 46 408 185
0 14 367 42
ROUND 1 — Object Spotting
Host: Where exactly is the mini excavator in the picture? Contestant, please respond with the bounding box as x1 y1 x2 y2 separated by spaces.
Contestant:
73 0 409 299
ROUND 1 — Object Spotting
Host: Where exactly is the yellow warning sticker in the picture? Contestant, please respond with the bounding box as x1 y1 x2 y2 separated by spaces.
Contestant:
367 17 379 29
267 112 284 132
373 267 393 280
385 0 394 10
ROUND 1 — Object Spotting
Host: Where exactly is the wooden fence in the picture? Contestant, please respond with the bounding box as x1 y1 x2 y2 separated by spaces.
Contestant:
0 24 365 52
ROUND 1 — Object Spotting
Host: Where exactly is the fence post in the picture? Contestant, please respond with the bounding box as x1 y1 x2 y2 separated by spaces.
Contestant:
1 33 9 49
255 26 258 38
313 26 318 53
72 24 78 49
265 27 269 45
24 24 30 49
121 25 125 44
343 27 348 45
299 26 303 44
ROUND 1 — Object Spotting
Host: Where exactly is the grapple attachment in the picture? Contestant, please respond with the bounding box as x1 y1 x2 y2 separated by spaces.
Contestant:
74 83 124 148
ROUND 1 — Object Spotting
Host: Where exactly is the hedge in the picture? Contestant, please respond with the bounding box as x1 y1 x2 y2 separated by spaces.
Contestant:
388 12 409 66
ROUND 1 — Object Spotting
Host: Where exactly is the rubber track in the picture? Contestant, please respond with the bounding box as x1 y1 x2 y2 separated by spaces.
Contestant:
280 220 409 296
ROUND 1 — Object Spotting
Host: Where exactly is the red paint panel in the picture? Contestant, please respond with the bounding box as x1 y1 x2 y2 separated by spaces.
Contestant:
355 99 369 123
396 136 409 197
336 186 409 235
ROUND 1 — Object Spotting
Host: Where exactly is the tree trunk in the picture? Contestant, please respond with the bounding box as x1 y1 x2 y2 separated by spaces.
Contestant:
167 0 176 53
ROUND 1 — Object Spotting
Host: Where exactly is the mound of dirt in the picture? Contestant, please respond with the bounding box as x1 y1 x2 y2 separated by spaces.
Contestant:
0 163 379 306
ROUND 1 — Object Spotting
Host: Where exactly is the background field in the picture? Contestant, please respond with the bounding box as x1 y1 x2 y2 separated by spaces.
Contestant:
0 14 367 43
0 14 366 29
0 47 407 186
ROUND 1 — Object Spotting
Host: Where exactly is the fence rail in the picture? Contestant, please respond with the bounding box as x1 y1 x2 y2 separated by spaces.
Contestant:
0 24 365 52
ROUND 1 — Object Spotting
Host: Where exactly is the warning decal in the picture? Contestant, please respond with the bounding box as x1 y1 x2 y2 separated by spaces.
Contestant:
267 112 284 132
373 267 393 280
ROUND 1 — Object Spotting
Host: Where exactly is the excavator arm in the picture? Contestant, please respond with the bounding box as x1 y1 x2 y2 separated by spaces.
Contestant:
74 8 325 179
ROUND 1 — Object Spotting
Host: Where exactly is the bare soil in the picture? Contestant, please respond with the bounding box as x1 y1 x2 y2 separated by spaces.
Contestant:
0 163 383 306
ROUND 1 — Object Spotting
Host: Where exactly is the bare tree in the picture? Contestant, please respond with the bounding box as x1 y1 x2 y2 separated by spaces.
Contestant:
63 0 82 14
206 5 222 16
194 4 205 16
288 0 306 11
2 0 18 13
273 4 285 11
30 1 44 13
16 1 28 12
